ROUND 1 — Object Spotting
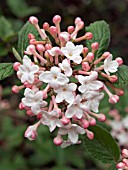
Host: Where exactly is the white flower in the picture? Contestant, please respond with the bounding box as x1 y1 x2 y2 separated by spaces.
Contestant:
17 55 39 84
41 110 62 132
47 47 61 56
77 71 103 93
59 59 72 77
65 95 85 119
54 83 77 104
61 41 83 64
61 139 81 148
116 132 128 146
22 88 47 115
39 66 69 88
104 54 119 75
58 124 85 143
82 91 104 113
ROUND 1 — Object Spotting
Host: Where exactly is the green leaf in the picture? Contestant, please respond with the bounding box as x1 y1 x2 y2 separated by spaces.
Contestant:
12 47 22 63
86 21 110 59
0 63 14 80
0 16 14 42
18 21 39 57
7 0 40 18
106 163 117 170
0 45 9 57
114 65 128 86
83 125 120 163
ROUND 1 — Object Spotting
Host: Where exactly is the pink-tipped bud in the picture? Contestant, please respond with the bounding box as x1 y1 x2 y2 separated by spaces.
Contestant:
109 75 118 83
43 22 50 31
53 135 63 146
82 62 90 71
60 116 70 125
86 130 94 140
116 162 125 169
49 26 58 35
102 52 110 58
115 88 124 96
83 47 88 56
59 32 70 42
26 109 34 116
75 21 84 31
98 113 106 122
45 43 52 50
89 117 96 126
26 44 36 55
53 15 61 24
12 85 20 93
122 149 128 158
24 125 38 141
81 119 89 129
75 17 82 25
36 44 45 53
24 82 32 88
37 113 42 120
28 33 35 40
109 95 119 104
122 158 128 166
116 57 123 66
85 32 93 40
91 42 99 51
19 102 25 110
29 16 38 25
29 39 36 45
67 26 75 34
86 52 94 62
13 62 21 71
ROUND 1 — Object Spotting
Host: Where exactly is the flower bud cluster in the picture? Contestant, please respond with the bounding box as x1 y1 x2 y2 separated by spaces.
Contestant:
117 149 128 170
13 15 123 148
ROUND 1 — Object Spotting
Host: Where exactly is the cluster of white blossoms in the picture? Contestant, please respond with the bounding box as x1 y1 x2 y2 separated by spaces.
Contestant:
107 109 128 148
12 15 124 148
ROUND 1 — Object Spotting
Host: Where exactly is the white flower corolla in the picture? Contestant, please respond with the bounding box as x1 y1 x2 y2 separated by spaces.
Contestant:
39 66 69 88
54 83 77 104
77 71 103 93
61 41 83 64
122 116 128 129
59 59 72 77
116 132 128 146
61 139 81 148
65 95 85 119
47 47 61 56
17 55 39 84
82 91 104 113
110 120 123 131
41 110 62 132
104 54 119 75
58 124 85 143
22 88 47 115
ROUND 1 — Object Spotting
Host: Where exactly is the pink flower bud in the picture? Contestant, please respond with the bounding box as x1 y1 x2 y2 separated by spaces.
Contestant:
37 113 43 120
45 43 52 50
115 88 124 96
28 44 36 54
59 32 70 42
29 39 36 45
53 15 61 24
102 52 110 58
49 26 58 35
36 44 45 53
75 21 84 31
109 75 118 83
116 162 125 169
85 32 93 40
82 62 90 71
60 116 70 125
24 82 32 88
86 130 94 140
43 22 50 31
19 102 25 110
86 52 94 62
53 135 63 146
24 125 37 141
75 17 82 25
28 33 35 40
122 149 128 158
67 26 75 34
12 85 20 93
82 47 88 55
29 16 38 25
122 158 128 166
81 119 89 129
26 109 34 116
13 62 21 71
109 95 119 104
89 117 96 126
116 57 123 66
91 42 99 50
98 113 106 122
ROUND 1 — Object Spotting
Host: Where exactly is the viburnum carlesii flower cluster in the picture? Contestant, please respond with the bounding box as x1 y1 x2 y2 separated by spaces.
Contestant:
116 149 128 170
12 15 123 148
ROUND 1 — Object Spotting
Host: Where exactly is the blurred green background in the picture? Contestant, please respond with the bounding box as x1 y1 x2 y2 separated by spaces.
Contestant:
0 0 128 170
